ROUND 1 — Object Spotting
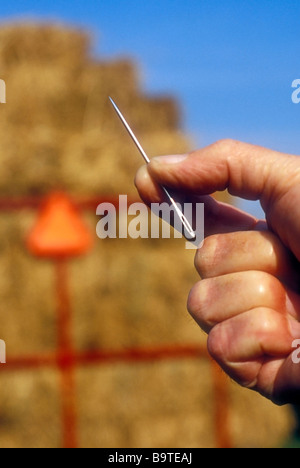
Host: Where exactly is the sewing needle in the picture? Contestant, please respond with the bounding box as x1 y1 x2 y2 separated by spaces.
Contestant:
109 97 196 241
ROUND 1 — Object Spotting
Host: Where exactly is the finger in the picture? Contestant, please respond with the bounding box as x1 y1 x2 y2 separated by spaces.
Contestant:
195 230 300 289
207 307 293 390
188 271 287 333
135 164 261 237
147 140 300 259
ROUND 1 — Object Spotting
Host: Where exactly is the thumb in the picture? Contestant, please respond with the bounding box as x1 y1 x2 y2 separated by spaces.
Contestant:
148 139 300 259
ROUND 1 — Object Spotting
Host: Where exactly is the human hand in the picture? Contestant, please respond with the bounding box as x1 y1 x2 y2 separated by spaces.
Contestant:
135 139 300 404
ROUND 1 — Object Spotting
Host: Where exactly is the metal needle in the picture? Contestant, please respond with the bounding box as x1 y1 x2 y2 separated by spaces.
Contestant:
109 97 196 241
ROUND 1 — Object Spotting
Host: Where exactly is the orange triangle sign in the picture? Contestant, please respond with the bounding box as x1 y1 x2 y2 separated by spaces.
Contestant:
27 192 93 258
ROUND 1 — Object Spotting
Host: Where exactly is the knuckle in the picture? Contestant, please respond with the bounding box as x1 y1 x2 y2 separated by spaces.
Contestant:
187 280 215 331
194 234 219 278
187 283 200 317
257 274 276 301
249 271 285 310
207 325 225 362
248 271 272 299
210 138 237 154
257 308 278 335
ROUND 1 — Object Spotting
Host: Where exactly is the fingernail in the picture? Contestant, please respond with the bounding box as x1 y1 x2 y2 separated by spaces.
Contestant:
151 154 189 164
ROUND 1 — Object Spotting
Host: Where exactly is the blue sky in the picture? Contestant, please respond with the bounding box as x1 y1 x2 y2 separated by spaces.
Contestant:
0 0 299 216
